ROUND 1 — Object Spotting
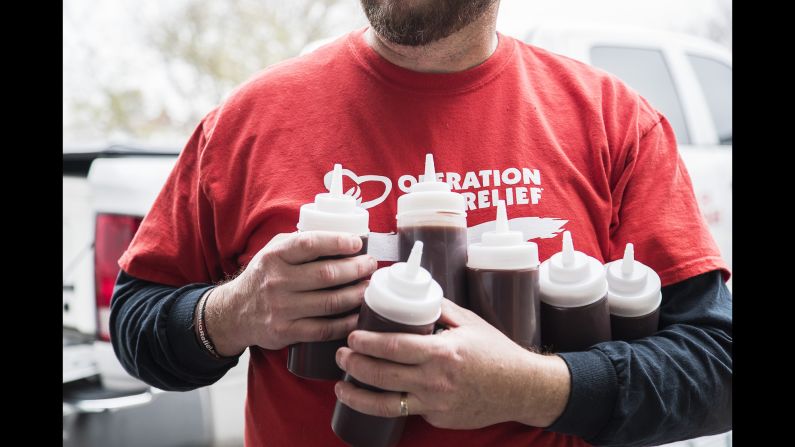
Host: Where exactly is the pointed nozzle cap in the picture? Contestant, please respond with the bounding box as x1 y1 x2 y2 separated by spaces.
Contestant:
296 163 369 234
388 241 430 297
329 163 343 196
607 242 649 293
423 154 436 183
539 230 608 306
562 231 575 266
481 201 525 246
364 240 443 326
495 200 509 233
622 243 635 275
605 242 662 317
467 201 538 270
405 241 423 278
315 163 356 212
548 231 591 283
409 153 452 193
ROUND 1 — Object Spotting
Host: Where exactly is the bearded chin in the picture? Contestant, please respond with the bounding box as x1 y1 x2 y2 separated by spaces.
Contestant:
361 0 496 47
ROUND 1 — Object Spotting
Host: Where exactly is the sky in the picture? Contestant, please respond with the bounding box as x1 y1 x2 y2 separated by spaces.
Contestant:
496 0 724 37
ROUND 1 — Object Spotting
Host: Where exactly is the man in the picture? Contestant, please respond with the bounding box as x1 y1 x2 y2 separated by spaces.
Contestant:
111 1 732 446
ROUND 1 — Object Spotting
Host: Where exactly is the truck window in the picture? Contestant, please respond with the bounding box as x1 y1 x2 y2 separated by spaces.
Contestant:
687 54 732 145
590 46 691 145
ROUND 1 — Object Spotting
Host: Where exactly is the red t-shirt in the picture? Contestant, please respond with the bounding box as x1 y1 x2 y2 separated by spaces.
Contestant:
120 27 730 446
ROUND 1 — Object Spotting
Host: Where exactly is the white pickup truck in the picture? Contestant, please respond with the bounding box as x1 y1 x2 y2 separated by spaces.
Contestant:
62 24 731 447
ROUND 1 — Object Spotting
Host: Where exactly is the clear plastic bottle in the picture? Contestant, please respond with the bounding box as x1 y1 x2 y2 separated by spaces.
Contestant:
467 200 541 348
288 163 370 381
397 153 468 307
331 241 442 447
605 243 661 341
539 231 610 352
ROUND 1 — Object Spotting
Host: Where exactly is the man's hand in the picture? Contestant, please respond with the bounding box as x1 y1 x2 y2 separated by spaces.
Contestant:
334 299 571 429
202 231 378 356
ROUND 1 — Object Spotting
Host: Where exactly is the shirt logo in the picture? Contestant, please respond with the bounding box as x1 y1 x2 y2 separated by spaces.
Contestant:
323 168 392 210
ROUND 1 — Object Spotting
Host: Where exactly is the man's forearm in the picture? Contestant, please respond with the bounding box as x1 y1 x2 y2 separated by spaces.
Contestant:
110 270 241 391
547 270 732 446
513 353 571 428
196 283 250 357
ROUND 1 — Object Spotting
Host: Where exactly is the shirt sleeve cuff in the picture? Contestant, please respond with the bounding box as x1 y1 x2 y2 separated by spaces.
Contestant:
166 286 240 374
546 349 618 440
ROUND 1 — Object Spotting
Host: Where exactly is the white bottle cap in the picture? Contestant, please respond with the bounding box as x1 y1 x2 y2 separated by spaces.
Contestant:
467 200 539 270
396 153 466 219
539 231 608 307
605 243 662 317
297 163 369 235
364 241 443 326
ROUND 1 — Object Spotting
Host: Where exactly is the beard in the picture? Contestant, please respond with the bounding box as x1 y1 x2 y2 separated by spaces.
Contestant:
360 0 498 46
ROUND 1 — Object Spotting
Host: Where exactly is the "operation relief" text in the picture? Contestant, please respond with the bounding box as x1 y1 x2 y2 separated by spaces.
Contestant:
397 167 543 211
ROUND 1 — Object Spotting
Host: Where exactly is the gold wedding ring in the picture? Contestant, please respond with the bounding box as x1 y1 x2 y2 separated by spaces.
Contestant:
399 392 409 417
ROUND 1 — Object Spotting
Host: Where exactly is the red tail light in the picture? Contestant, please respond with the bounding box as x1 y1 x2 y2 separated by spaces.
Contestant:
94 214 142 341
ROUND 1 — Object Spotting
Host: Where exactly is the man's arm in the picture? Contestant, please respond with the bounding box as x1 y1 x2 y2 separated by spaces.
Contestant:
548 269 732 446
109 270 239 392
334 269 731 445
110 232 377 392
